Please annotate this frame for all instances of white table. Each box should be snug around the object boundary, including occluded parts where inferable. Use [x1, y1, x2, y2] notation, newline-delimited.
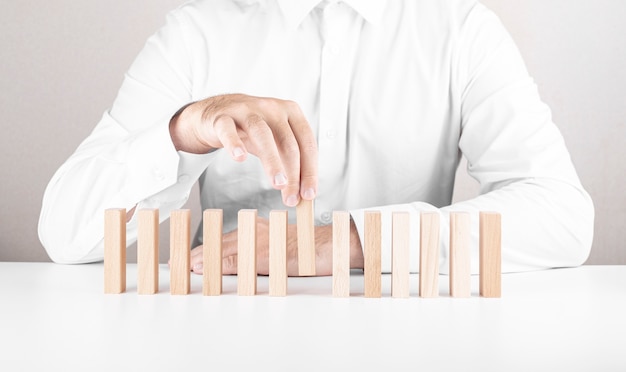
[0, 263, 624, 371]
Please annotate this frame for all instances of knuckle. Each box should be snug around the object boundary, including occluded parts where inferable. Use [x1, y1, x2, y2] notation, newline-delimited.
[223, 255, 237, 272]
[246, 113, 264, 126]
[300, 173, 317, 184]
[280, 137, 301, 157]
[212, 114, 230, 128]
[202, 95, 235, 121]
[263, 153, 282, 169]
[256, 97, 278, 112]
[285, 145, 301, 160]
[287, 179, 300, 188]
[284, 99, 301, 112]
[245, 114, 268, 135]
[260, 97, 295, 121]
[300, 138, 319, 155]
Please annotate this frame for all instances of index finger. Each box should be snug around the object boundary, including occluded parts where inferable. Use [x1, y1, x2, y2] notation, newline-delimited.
[286, 101, 318, 200]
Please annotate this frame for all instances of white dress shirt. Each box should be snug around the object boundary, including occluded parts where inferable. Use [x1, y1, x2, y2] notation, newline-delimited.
[38, 0, 594, 274]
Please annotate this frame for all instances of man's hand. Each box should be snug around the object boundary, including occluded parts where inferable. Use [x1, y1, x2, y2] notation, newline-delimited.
[188, 215, 364, 276]
[169, 94, 318, 207]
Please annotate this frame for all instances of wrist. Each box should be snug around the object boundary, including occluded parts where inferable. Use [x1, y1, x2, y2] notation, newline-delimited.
[169, 101, 216, 154]
[169, 102, 194, 151]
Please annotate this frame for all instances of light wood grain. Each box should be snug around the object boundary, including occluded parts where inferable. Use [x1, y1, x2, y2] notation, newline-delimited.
[419, 212, 440, 298]
[391, 212, 410, 298]
[449, 212, 471, 298]
[203, 209, 223, 296]
[269, 210, 288, 297]
[170, 209, 190, 295]
[364, 211, 382, 298]
[296, 199, 316, 276]
[238, 209, 257, 296]
[104, 208, 126, 294]
[137, 209, 159, 295]
[332, 211, 350, 297]
[480, 212, 501, 298]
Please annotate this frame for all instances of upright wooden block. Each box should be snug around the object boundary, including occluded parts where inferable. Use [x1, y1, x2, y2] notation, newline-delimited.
[296, 199, 316, 276]
[480, 212, 502, 298]
[170, 209, 191, 295]
[203, 209, 223, 296]
[332, 211, 350, 297]
[391, 212, 410, 298]
[269, 210, 288, 297]
[449, 212, 471, 298]
[364, 211, 382, 298]
[104, 208, 126, 294]
[137, 209, 159, 295]
[419, 212, 440, 298]
[238, 209, 257, 296]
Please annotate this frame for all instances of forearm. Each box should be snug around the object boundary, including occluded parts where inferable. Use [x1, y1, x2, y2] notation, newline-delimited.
[39, 155, 142, 264]
[440, 178, 593, 273]
[38, 8, 208, 263]
[169, 100, 224, 155]
[38, 113, 211, 263]
[349, 177, 593, 274]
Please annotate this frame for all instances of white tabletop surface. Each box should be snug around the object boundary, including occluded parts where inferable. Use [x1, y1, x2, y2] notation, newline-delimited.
[0, 263, 624, 371]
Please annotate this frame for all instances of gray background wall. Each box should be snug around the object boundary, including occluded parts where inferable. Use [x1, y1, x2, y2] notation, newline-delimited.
[1, 0, 624, 264]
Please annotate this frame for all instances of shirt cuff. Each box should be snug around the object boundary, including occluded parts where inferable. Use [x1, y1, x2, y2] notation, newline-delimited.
[121, 117, 214, 204]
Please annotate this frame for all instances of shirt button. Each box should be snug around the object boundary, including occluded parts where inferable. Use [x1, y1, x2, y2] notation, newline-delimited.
[326, 131, 335, 139]
[321, 211, 332, 223]
[328, 44, 339, 55]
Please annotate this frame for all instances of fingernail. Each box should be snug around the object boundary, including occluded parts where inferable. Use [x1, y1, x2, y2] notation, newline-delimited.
[274, 172, 287, 186]
[303, 188, 315, 200]
[286, 195, 298, 207]
[232, 147, 245, 158]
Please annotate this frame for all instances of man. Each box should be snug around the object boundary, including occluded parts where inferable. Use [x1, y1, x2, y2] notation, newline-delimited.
[38, 0, 594, 276]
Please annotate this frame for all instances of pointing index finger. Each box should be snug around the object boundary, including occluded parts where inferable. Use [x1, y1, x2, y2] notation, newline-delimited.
[286, 102, 318, 200]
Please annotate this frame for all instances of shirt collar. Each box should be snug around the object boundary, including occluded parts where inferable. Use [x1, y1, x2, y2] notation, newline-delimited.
[277, 0, 384, 30]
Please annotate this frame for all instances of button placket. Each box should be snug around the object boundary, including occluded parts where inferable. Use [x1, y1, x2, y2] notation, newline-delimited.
[317, 3, 361, 206]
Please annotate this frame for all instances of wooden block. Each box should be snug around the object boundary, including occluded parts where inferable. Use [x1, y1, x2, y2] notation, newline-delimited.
[391, 212, 410, 298]
[480, 212, 502, 298]
[137, 209, 159, 295]
[269, 210, 288, 297]
[449, 212, 471, 298]
[104, 208, 126, 294]
[238, 209, 257, 296]
[170, 209, 191, 295]
[364, 211, 382, 298]
[332, 211, 350, 297]
[296, 199, 316, 276]
[203, 209, 223, 296]
[419, 212, 440, 298]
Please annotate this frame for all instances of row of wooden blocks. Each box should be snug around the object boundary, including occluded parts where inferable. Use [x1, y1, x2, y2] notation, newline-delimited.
[104, 201, 501, 298]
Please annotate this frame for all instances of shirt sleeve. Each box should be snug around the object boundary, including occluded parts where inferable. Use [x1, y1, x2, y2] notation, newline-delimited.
[38, 9, 213, 263]
[351, 4, 594, 274]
